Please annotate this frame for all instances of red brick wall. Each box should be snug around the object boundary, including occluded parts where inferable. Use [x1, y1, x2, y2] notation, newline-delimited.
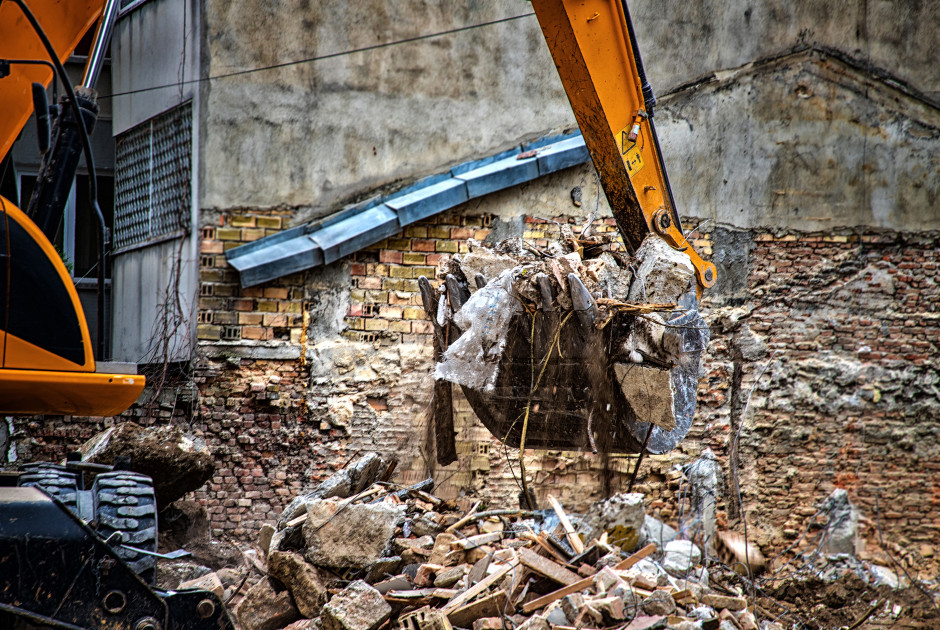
[13, 208, 939, 574]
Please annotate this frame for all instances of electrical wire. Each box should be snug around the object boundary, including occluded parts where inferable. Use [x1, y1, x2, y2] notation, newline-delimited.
[100, 12, 536, 101]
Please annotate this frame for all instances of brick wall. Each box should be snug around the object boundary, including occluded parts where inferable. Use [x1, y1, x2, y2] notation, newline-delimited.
[12, 207, 939, 574]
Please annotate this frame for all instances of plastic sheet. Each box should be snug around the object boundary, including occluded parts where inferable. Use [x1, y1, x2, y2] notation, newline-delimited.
[433, 269, 519, 392]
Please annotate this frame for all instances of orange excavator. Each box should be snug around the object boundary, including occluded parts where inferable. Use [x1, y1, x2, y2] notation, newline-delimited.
[0, 0, 144, 416]
[0, 3, 231, 629]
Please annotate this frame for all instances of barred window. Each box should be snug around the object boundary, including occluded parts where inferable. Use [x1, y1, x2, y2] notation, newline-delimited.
[114, 102, 192, 250]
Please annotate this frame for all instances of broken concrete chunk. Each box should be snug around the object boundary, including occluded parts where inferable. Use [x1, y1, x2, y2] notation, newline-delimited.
[631, 559, 670, 587]
[643, 515, 678, 546]
[614, 363, 676, 431]
[267, 551, 328, 618]
[662, 539, 703, 576]
[156, 561, 212, 590]
[543, 601, 570, 626]
[641, 591, 677, 616]
[628, 235, 695, 304]
[365, 556, 402, 584]
[580, 492, 646, 552]
[820, 489, 859, 557]
[868, 564, 901, 589]
[701, 593, 748, 611]
[259, 523, 276, 555]
[454, 249, 519, 291]
[80, 422, 215, 507]
[279, 453, 386, 526]
[592, 595, 627, 622]
[234, 577, 300, 630]
[322, 580, 392, 630]
[304, 498, 405, 570]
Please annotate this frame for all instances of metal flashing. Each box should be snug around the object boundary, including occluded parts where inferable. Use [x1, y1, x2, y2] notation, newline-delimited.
[227, 132, 591, 287]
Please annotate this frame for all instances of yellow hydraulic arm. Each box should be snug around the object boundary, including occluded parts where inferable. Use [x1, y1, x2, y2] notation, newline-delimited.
[531, 0, 716, 294]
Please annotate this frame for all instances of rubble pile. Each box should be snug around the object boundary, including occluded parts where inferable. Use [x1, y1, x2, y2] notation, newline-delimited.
[171, 457, 795, 630]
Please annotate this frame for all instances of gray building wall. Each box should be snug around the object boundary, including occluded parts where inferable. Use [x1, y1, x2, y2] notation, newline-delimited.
[110, 0, 201, 362]
[195, 0, 938, 235]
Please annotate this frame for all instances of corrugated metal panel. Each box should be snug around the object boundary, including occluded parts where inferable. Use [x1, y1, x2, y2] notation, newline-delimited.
[227, 132, 590, 287]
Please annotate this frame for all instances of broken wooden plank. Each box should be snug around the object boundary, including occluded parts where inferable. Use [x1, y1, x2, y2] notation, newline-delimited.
[447, 591, 508, 628]
[613, 542, 657, 570]
[520, 531, 571, 565]
[443, 557, 519, 613]
[517, 547, 581, 586]
[450, 532, 502, 550]
[548, 495, 584, 554]
[520, 542, 658, 614]
[445, 500, 482, 533]
[520, 575, 594, 614]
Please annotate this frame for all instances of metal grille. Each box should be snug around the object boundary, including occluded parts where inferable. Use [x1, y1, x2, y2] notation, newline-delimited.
[114, 103, 192, 250]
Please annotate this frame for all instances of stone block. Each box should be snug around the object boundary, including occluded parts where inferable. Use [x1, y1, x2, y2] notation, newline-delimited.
[179, 572, 224, 598]
[321, 580, 391, 630]
[267, 551, 328, 618]
[662, 539, 703, 575]
[628, 235, 695, 304]
[304, 499, 405, 570]
[701, 594, 747, 611]
[640, 591, 676, 616]
[234, 577, 300, 630]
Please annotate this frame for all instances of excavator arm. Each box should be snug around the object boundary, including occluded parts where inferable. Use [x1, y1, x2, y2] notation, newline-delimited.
[0, 0, 145, 416]
[531, 0, 716, 294]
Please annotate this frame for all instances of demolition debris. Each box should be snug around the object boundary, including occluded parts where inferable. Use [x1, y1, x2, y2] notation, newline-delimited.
[155, 456, 938, 630]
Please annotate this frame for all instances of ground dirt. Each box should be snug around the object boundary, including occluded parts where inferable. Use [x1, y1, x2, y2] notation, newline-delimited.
[762, 573, 940, 629]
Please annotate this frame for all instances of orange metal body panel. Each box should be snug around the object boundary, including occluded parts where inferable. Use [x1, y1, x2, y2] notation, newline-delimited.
[531, 0, 716, 293]
[0, 197, 145, 415]
[0, 368, 144, 416]
[1, 196, 94, 371]
[0, 0, 102, 160]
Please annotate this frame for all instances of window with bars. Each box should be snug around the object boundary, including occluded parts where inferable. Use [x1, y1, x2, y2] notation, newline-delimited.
[114, 102, 192, 250]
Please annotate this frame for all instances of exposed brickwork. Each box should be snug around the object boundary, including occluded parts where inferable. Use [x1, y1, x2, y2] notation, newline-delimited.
[12, 209, 939, 574]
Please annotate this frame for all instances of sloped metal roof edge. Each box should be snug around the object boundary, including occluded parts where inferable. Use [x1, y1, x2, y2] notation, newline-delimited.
[227, 131, 589, 287]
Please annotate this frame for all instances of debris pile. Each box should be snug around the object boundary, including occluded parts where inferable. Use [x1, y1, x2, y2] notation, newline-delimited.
[165, 457, 796, 630]
[419, 229, 710, 460]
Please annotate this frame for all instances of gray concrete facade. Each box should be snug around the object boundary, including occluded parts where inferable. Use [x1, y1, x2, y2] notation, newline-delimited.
[196, 0, 938, 232]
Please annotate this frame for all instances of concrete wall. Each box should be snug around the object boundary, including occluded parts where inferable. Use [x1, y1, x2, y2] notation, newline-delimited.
[111, 0, 201, 134]
[197, 0, 939, 231]
[110, 0, 202, 363]
[199, 1, 572, 220]
[658, 50, 940, 232]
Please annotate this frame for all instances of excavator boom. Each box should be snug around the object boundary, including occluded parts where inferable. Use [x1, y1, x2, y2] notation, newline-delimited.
[531, 0, 716, 294]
